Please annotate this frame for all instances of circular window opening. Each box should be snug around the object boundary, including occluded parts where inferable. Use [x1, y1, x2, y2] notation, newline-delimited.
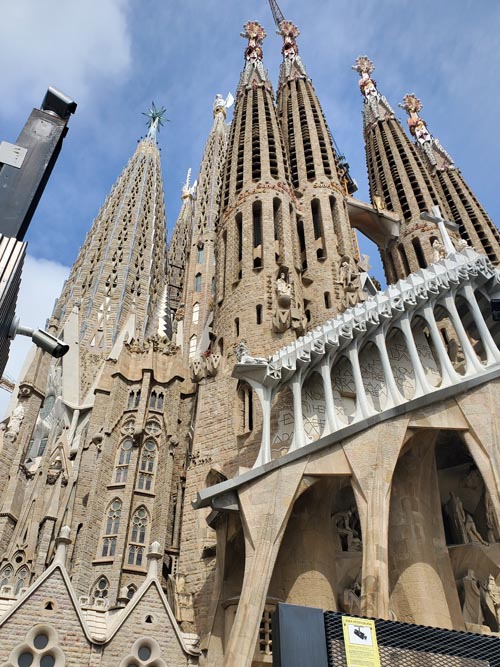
[138, 646, 151, 661]
[33, 634, 49, 650]
[40, 655, 55, 667]
[18, 653, 33, 667]
[15, 555, 24, 564]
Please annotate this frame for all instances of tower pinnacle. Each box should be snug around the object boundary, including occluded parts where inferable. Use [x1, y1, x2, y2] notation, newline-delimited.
[399, 93, 454, 170]
[276, 19, 307, 79]
[143, 102, 168, 141]
[240, 21, 268, 87]
[352, 56, 394, 126]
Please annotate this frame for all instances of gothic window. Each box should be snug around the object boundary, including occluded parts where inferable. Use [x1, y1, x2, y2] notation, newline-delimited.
[237, 382, 253, 434]
[194, 273, 202, 292]
[192, 302, 200, 324]
[156, 393, 164, 411]
[197, 244, 204, 264]
[126, 584, 137, 600]
[102, 499, 121, 557]
[92, 575, 109, 600]
[14, 565, 29, 594]
[115, 439, 133, 483]
[128, 390, 135, 409]
[137, 441, 156, 492]
[0, 564, 13, 588]
[38, 436, 48, 457]
[189, 335, 197, 359]
[128, 507, 149, 566]
[135, 390, 141, 408]
[40, 394, 55, 420]
[149, 391, 157, 409]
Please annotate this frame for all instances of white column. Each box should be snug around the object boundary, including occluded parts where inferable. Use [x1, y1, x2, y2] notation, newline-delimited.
[373, 329, 404, 408]
[289, 374, 306, 451]
[398, 313, 433, 398]
[421, 303, 461, 387]
[442, 294, 484, 374]
[320, 357, 338, 435]
[460, 284, 500, 365]
[252, 385, 273, 468]
[347, 344, 372, 420]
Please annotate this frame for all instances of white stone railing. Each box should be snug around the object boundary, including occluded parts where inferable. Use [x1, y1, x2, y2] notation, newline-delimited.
[233, 249, 500, 468]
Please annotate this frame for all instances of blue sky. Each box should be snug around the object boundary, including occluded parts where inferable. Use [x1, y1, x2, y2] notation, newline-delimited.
[0, 0, 499, 406]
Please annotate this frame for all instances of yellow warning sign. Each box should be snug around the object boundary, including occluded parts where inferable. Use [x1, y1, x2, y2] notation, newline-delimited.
[342, 615, 381, 667]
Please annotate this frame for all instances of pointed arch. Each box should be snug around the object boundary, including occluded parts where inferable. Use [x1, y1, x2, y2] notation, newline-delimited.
[127, 506, 150, 567]
[114, 438, 133, 483]
[91, 575, 110, 601]
[101, 498, 122, 558]
[0, 564, 13, 588]
[14, 565, 29, 594]
[137, 440, 157, 492]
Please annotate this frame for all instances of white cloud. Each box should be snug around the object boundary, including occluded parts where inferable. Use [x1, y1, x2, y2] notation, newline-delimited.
[0, 0, 132, 116]
[0, 255, 69, 419]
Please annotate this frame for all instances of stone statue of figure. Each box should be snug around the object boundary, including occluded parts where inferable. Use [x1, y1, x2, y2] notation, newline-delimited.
[173, 574, 195, 628]
[480, 575, 500, 632]
[445, 492, 469, 544]
[332, 506, 362, 552]
[465, 512, 489, 546]
[276, 272, 292, 310]
[484, 491, 500, 543]
[342, 575, 362, 616]
[461, 569, 483, 626]
[432, 238, 446, 262]
[6, 404, 24, 440]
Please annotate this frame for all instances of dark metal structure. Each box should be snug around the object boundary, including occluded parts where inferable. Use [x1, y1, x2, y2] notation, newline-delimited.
[273, 604, 500, 667]
[0, 87, 76, 241]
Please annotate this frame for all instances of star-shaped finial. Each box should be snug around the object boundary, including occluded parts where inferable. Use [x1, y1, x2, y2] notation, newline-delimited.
[143, 102, 169, 133]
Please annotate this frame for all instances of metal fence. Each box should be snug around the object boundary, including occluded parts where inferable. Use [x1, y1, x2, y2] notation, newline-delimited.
[324, 611, 500, 667]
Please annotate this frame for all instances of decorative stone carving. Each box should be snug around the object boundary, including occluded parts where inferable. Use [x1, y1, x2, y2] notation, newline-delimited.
[272, 308, 291, 333]
[235, 341, 267, 365]
[189, 355, 206, 383]
[480, 575, 500, 632]
[241, 21, 267, 87]
[484, 491, 500, 543]
[432, 239, 446, 262]
[445, 492, 488, 545]
[205, 352, 221, 377]
[338, 258, 366, 310]
[342, 576, 362, 615]
[5, 405, 24, 440]
[145, 420, 161, 436]
[461, 569, 483, 625]
[276, 273, 292, 309]
[277, 20, 307, 78]
[332, 506, 362, 552]
[172, 574, 195, 630]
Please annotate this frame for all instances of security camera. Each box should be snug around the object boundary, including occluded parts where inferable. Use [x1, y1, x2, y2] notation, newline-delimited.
[8, 319, 69, 358]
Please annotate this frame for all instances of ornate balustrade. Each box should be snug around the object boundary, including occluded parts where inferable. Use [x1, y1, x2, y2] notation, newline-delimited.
[233, 248, 500, 468]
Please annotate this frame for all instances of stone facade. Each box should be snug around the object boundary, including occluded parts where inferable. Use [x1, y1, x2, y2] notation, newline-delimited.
[1, 12, 500, 667]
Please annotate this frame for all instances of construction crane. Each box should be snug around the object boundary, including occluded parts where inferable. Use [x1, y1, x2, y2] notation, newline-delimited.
[266, 0, 358, 196]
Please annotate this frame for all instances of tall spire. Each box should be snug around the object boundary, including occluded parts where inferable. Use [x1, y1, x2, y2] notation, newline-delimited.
[399, 93, 500, 263]
[54, 114, 168, 393]
[275, 19, 365, 321]
[399, 94, 453, 170]
[354, 55, 455, 281]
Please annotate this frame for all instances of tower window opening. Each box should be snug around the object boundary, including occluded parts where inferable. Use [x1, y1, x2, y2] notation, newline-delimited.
[238, 382, 254, 433]
[192, 302, 200, 324]
[412, 237, 427, 269]
[297, 218, 307, 272]
[137, 440, 156, 492]
[273, 198, 282, 263]
[236, 213, 243, 281]
[220, 230, 227, 300]
[251, 90, 261, 181]
[194, 273, 202, 292]
[253, 201, 263, 269]
[324, 292, 332, 309]
[189, 335, 198, 359]
[398, 245, 411, 276]
[101, 499, 121, 558]
[311, 198, 326, 260]
[197, 244, 204, 264]
[128, 506, 149, 566]
[256, 304, 263, 325]
[235, 318, 240, 337]
[114, 439, 133, 483]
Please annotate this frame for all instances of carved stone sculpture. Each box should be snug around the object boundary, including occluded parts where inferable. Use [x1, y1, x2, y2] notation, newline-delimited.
[445, 492, 469, 544]
[189, 355, 206, 383]
[332, 506, 362, 552]
[5, 405, 24, 440]
[342, 577, 362, 615]
[432, 239, 446, 262]
[461, 569, 483, 625]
